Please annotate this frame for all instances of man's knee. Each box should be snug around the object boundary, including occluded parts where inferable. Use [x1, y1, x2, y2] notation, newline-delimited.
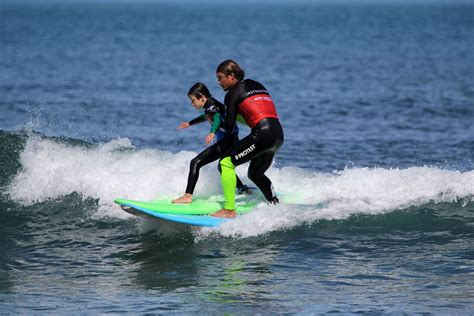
[219, 157, 234, 170]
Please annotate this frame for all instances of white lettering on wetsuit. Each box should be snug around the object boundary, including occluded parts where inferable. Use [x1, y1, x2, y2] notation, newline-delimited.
[235, 144, 256, 160]
[245, 89, 268, 96]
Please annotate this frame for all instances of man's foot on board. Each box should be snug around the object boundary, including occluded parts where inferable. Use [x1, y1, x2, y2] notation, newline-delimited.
[268, 196, 279, 205]
[212, 209, 237, 218]
[172, 194, 192, 204]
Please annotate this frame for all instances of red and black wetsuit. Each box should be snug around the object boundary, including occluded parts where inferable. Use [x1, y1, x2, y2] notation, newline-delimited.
[221, 79, 284, 202]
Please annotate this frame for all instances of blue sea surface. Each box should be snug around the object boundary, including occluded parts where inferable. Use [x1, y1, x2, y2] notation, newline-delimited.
[1, 1, 474, 314]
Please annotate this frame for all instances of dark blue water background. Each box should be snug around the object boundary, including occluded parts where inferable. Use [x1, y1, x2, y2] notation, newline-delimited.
[1, 1, 473, 314]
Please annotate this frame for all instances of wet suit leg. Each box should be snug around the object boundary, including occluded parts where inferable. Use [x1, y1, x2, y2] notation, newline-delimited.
[217, 133, 246, 192]
[185, 135, 246, 195]
[219, 118, 283, 210]
[218, 163, 245, 190]
[247, 152, 277, 202]
[185, 143, 221, 194]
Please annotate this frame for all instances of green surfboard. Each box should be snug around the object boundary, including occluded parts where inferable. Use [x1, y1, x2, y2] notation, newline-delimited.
[114, 196, 258, 227]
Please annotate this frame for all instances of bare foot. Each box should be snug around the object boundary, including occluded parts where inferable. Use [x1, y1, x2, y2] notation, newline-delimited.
[172, 194, 192, 204]
[212, 209, 237, 218]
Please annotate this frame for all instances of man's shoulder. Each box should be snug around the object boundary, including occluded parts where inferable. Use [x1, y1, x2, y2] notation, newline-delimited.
[224, 83, 243, 104]
[242, 79, 268, 96]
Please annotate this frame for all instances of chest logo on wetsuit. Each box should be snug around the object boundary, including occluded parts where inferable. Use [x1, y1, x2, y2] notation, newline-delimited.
[235, 144, 256, 161]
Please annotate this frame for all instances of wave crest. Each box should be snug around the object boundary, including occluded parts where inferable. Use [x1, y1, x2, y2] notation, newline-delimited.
[5, 134, 474, 237]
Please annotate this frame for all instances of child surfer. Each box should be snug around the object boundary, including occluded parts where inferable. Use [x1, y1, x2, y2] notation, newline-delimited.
[172, 82, 251, 204]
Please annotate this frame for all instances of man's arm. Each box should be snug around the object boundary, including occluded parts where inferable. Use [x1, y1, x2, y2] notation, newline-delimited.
[223, 89, 240, 136]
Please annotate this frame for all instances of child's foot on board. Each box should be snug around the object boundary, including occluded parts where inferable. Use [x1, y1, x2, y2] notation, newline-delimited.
[172, 194, 192, 204]
[212, 209, 237, 218]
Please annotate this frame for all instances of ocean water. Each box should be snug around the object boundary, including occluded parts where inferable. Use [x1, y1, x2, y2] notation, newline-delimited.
[1, 1, 474, 314]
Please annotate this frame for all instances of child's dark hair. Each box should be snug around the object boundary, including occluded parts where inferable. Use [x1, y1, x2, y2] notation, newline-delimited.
[216, 59, 245, 81]
[188, 82, 212, 99]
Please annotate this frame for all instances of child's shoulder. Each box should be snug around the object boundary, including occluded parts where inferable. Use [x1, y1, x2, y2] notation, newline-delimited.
[205, 98, 224, 114]
[208, 97, 224, 107]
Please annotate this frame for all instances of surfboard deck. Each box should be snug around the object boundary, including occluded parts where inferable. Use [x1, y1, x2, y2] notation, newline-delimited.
[114, 196, 258, 227]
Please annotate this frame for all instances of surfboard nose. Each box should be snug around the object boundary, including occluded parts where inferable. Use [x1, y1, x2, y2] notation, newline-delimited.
[114, 198, 127, 205]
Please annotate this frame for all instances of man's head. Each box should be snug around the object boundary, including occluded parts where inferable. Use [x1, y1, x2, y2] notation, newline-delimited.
[216, 59, 245, 91]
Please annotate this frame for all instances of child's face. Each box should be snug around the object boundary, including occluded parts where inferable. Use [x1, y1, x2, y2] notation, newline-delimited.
[189, 95, 207, 110]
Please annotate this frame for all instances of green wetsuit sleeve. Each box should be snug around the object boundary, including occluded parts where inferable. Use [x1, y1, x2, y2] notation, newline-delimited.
[189, 114, 206, 126]
[210, 113, 220, 133]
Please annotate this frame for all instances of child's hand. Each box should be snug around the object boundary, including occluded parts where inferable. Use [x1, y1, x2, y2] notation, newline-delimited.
[205, 133, 215, 145]
[178, 122, 190, 129]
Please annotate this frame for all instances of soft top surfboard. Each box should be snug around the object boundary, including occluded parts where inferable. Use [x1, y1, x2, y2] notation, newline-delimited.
[114, 196, 258, 227]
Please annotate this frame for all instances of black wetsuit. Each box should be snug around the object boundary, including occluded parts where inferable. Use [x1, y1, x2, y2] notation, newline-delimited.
[220, 79, 284, 203]
[185, 97, 246, 195]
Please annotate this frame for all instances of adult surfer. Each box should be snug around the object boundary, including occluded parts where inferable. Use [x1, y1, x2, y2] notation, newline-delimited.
[212, 60, 284, 218]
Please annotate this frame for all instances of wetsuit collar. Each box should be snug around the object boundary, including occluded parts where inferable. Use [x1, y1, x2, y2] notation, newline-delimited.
[204, 97, 214, 109]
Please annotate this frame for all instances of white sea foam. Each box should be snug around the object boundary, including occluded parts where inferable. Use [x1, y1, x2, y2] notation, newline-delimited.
[7, 135, 474, 238]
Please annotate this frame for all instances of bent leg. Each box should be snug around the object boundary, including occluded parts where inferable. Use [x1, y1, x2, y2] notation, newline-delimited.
[185, 144, 220, 194]
[248, 152, 277, 202]
[218, 130, 280, 211]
